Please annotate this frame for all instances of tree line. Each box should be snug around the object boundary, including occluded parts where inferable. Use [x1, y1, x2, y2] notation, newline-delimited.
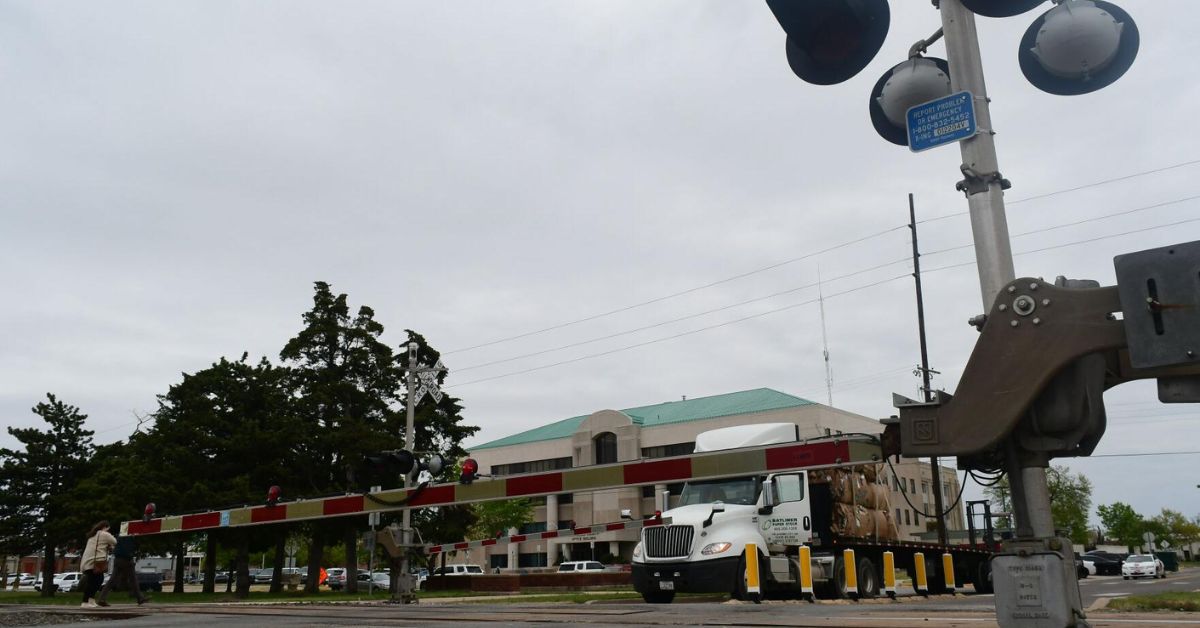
[0, 282, 516, 597]
[986, 465, 1200, 551]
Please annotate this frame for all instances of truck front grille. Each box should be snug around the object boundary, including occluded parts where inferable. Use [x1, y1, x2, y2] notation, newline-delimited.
[644, 525, 694, 558]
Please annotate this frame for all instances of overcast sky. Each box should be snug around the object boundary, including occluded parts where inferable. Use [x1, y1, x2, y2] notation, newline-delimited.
[3, 1, 1198, 528]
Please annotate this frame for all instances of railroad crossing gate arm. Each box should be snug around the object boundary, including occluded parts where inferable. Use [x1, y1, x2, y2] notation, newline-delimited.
[886, 241, 1200, 462]
[121, 436, 882, 536]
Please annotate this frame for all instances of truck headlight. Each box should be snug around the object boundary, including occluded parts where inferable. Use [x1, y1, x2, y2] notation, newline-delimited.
[701, 542, 732, 555]
[633, 542, 643, 560]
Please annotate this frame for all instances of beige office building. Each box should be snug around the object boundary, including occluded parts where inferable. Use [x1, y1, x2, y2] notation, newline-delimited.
[464, 388, 964, 569]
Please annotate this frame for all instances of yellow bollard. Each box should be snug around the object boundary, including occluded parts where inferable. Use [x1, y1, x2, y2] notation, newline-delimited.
[913, 552, 928, 595]
[799, 545, 814, 600]
[745, 543, 761, 600]
[942, 553, 957, 594]
[843, 548, 858, 598]
[882, 551, 896, 598]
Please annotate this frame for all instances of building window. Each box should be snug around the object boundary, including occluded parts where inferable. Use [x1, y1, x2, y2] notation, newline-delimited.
[943, 483, 950, 499]
[909, 479, 916, 494]
[556, 493, 573, 504]
[594, 432, 618, 465]
[491, 456, 572, 477]
[922, 482, 929, 495]
[518, 553, 547, 568]
[489, 555, 508, 569]
[641, 442, 695, 459]
[895, 508, 901, 524]
[904, 510, 911, 525]
[519, 521, 547, 535]
[642, 486, 655, 498]
[913, 509, 921, 525]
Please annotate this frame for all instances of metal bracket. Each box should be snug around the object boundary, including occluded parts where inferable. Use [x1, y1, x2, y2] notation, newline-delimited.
[886, 244, 1200, 462]
[956, 165, 1012, 195]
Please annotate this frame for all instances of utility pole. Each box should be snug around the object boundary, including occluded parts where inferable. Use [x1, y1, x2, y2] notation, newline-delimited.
[908, 193, 948, 546]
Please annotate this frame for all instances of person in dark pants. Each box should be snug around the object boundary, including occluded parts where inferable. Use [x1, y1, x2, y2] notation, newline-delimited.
[97, 535, 147, 606]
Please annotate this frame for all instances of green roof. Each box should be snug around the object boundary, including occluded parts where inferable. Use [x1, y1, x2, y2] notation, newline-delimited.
[470, 388, 815, 451]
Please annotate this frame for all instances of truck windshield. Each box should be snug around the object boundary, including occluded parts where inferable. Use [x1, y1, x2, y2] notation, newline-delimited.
[678, 477, 760, 506]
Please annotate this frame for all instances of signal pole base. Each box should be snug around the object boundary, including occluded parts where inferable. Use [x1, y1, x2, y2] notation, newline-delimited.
[992, 537, 1087, 628]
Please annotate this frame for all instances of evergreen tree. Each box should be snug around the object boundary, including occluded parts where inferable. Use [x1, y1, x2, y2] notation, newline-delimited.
[0, 394, 94, 597]
[281, 282, 403, 593]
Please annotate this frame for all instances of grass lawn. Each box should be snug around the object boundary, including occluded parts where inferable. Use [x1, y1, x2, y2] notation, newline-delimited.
[1108, 592, 1200, 612]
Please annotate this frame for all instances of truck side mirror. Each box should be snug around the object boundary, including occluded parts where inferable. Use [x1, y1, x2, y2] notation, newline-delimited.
[620, 509, 633, 520]
[759, 480, 775, 515]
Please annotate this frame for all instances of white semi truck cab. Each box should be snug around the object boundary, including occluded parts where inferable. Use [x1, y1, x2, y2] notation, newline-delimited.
[630, 422, 992, 603]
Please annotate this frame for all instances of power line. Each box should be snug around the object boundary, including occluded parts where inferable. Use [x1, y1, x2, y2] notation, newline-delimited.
[918, 158, 1200, 224]
[921, 194, 1200, 257]
[1090, 451, 1200, 458]
[448, 273, 910, 388]
[447, 161, 1200, 357]
[444, 225, 908, 355]
[923, 216, 1200, 274]
[455, 256, 910, 372]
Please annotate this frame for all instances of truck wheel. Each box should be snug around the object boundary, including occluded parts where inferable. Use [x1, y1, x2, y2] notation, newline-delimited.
[642, 590, 675, 604]
[972, 561, 994, 594]
[831, 556, 849, 599]
[856, 558, 880, 599]
[732, 552, 764, 602]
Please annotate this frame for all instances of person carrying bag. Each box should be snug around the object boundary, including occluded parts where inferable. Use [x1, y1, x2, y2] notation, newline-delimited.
[80, 521, 116, 608]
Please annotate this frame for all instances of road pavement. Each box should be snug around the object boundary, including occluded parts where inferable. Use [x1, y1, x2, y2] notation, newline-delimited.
[2, 569, 1197, 627]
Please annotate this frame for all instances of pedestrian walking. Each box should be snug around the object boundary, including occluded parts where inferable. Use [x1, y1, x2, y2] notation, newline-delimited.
[80, 520, 116, 608]
[97, 535, 147, 606]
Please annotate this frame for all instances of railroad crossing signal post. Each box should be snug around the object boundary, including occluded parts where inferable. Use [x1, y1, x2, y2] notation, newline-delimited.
[397, 343, 445, 603]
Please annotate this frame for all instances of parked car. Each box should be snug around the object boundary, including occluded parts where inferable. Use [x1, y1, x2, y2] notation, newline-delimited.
[1081, 558, 1097, 577]
[558, 561, 606, 573]
[1122, 554, 1165, 579]
[1074, 558, 1088, 579]
[252, 569, 274, 584]
[325, 568, 347, 590]
[430, 564, 484, 576]
[52, 572, 85, 593]
[213, 571, 230, 584]
[5, 573, 35, 587]
[356, 571, 391, 589]
[1082, 551, 1123, 576]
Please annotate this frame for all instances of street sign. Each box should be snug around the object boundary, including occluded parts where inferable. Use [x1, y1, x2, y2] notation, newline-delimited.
[907, 91, 977, 153]
[1143, 531, 1156, 544]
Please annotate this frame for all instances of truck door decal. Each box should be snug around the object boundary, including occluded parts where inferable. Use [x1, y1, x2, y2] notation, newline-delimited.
[760, 473, 811, 545]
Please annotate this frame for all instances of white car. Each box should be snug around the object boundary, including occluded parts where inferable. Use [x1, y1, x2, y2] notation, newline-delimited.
[430, 564, 484, 576]
[558, 561, 606, 573]
[1081, 559, 1096, 576]
[1122, 554, 1165, 579]
[52, 572, 85, 593]
[5, 573, 35, 587]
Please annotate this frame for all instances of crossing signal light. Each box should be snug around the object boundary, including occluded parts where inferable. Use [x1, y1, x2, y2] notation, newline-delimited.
[143, 502, 156, 523]
[869, 56, 951, 146]
[267, 485, 282, 507]
[1018, 0, 1139, 96]
[354, 450, 448, 489]
[459, 458, 479, 485]
[765, 0, 890, 85]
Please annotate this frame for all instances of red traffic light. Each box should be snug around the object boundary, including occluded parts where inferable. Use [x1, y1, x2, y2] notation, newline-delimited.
[459, 458, 479, 485]
[267, 485, 282, 507]
[143, 502, 156, 523]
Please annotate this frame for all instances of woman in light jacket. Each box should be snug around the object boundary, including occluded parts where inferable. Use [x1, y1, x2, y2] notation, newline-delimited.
[80, 520, 116, 608]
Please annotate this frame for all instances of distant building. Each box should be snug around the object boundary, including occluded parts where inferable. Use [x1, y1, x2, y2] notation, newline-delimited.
[463, 388, 964, 569]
